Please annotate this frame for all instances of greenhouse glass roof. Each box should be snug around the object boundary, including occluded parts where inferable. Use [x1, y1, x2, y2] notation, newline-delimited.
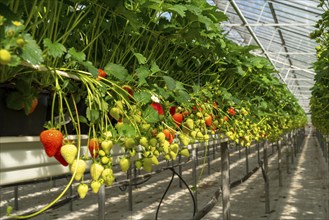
[211, 0, 323, 114]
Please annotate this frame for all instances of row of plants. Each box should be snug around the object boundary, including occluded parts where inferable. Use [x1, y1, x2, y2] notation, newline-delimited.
[310, 0, 329, 134]
[1, 0, 307, 218]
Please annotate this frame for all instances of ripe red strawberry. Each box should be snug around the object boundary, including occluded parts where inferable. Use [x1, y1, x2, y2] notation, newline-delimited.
[54, 148, 69, 166]
[40, 129, 63, 157]
[227, 107, 235, 116]
[205, 115, 213, 127]
[122, 85, 134, 97]
[88, 138, 100, 158]
[163, 129, 174, 144]
[97, 69, 107, 80]
[169, 106, 176, 116]
[150, 102, 164, 115]
[172, 113, 183, 127]
[25, 97, 38, 115]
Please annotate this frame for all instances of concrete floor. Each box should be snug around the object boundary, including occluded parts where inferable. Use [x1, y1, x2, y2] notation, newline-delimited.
[1, 127, 328, 220]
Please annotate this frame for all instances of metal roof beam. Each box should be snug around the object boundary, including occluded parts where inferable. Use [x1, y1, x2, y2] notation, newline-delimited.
[222, 0, 286, 83]
[270, 59, 315, 75]
[222, 22, 315, 27]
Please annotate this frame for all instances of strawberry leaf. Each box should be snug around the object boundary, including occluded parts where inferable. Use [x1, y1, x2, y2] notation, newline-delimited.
[134, 91, 152, 104]
[86, 108, 100, 123]
[134, 53, 147, 64]
[163, 76, 176, 90]
[136, 66, 151, 86]
[43, 38, 66, 58]
[142, 106, 160, 123]
[67, 47, 86, 62]
[104, 63, 129, 81]
[21, 34, 43, 65]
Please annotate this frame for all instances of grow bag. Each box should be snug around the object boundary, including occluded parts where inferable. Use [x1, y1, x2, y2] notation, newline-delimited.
[0, 88, 49, 136]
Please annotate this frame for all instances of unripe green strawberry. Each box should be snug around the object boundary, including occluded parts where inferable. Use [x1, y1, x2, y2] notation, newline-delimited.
[60, 144, 77, 164]
[185, 118, 194, 130]
[156, 132, 166, 143]
[196, 131, 204, 140]
[190, 130, 197, 138]
[170, 151, 177, 160]
[115, 100, 124, 111]
[179, 134, 189, 146]
[149, 138, 157, 147]
[103, 131, 112, 139]
[101, 156, 111, 165]
[204, 134, 210, 141]
[196, 112, 203, 118]
[98, 149, 106, 157]
[16, 38, 25, 47]
[101, 168, 115, 185]
[129, 148, 136, 157]
[0, 49, 11, 65]
[162, 141, 170, 153]
[180, 148, 190, 157]
[153, 149, 160, 157]
[164, 154, 171, 161]
[101, 168, 113, 178]
[91, 180, 102, 193]
[141, 123, 151, 132]
[110, 107, 121, 121]
[70, 159, 87, 181]
[101, 140, 113, 154]
[119, 157, 130, 172]
[143, 157, 153, 172]
[90, 162, 104, 181]
[170, 143, 179, 154]
[124, 137, 135, 149]
[139, 136, 148, 147]
[151, 155, 159, 165]
[135, 160, 143, 169]
[77, 183, 88, 199]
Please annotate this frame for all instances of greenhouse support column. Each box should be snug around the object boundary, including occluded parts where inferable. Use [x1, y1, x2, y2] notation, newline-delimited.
[257, 142, 260, 163]
[238, 143, 241, 159]
[98, 185, 105, 220]
[69, 184, 73, 211]
[277, 139, 282, 187]
[213, 135, 217, 160]
[286, 136, 291, 174]
[207, 141, 211, 175]
[324, 136, 328, 163]
[289, 133, 294, 165]
[263, 141, 270, 214]
[294, 131, 300, 158]
[245, 146, 249, 175]
[221, 141, 231, 220]
[128, 166, 133, 211]
[178, 154, 183, 188]
[14, 186, 19, 210]
[192, 144, 198, 210]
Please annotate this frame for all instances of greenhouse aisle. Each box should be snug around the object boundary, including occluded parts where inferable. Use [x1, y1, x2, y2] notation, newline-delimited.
[1, 128, 328, 220]
[205, 126, 329, 220]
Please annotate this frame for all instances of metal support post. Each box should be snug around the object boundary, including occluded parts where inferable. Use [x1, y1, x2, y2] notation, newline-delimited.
[178, 154, 183, 188]
[14, 186, 19, 211]
[192, 144, 198, 211]
[221, 141, 231, 220]
[263, 141, 270, 213]
[245, 146, 249, 175]
[98, 185, 105, 220]
[127, 167, 133, 211]
[277, 140, 283, 187]
[69, 184, 73, 211]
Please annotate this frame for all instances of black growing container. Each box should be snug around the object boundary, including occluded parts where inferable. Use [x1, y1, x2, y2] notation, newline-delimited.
[0, 88, 49, 136]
